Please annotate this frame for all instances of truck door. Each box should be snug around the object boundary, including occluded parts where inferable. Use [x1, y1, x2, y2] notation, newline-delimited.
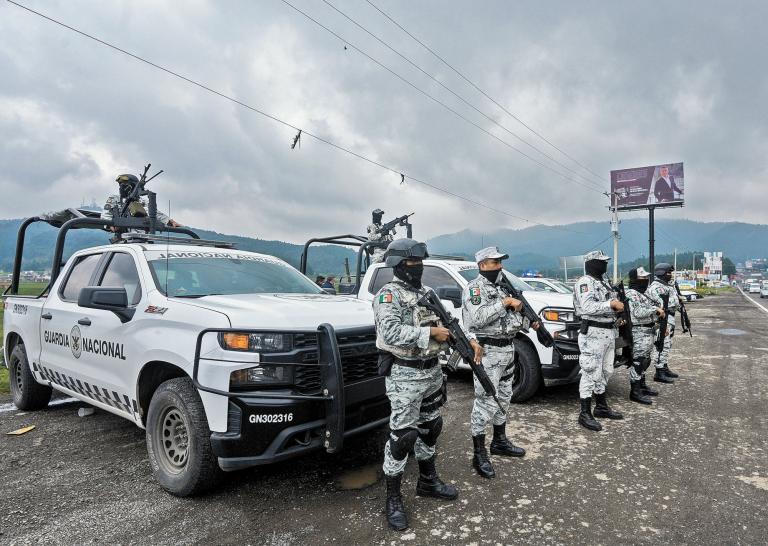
[72, 250, 145, 419]
[39, 252, 105, 396]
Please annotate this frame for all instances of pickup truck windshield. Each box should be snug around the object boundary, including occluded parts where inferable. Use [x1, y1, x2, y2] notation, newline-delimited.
[453, 266, 534, 291]
[147, 256, 323, 297]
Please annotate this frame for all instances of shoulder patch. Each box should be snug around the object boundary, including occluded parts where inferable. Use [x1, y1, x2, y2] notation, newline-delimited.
[469, 287, 481, 297]
[379, 293, 393, 303]
[579, 284, 589, 293]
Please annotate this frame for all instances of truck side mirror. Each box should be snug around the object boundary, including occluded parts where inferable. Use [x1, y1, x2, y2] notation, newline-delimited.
[436, 287, 462, 308]
[78, 286, 135, 323]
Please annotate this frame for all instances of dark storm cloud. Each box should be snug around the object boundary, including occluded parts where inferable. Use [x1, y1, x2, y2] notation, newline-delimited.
[1, 0, 765, 243]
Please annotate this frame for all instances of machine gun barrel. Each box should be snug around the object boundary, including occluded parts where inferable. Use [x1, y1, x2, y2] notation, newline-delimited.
[417, 290, 505, 414]
[497, 273, 559, 352]
[379, 212, 414, 235]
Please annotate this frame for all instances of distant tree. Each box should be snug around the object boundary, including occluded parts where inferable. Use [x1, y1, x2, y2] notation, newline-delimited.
[723, 257, 736, 276]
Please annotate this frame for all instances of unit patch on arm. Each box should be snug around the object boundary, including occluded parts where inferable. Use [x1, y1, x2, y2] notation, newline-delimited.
[470, 287, 481, 305]
[579, 284, 589, 294]
[379, 293, 393, 303]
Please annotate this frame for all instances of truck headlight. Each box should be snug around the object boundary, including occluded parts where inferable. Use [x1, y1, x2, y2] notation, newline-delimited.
[219, 332, 291, 353]
[230, 365, 291, 387]
[540, 308, 575, 322]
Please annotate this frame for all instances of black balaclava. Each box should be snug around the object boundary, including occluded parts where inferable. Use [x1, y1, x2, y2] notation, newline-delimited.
[479, 268, 501, 283]
[119, 183, 133, 199]
[394, 261, 424, 289]
[628, 268, 649, 293]
[585, 259, 608, 278]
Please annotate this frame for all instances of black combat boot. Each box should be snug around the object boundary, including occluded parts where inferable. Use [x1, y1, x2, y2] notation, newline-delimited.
[654, 367, 674, 384]
[385, 474, 408, 531]
[490, 424, 526, 457]
[593, 392, 624, 419]
[471, 435, 495, 479]
[663, 364, 679, 379]
[639, 376, 658, 396]
[416, 456, 458, 499]
[629, 380, 652, 405]
[578, 397, 602, 431]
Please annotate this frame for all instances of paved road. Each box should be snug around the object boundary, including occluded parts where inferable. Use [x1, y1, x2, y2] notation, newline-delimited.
[1, 291, 766, 545]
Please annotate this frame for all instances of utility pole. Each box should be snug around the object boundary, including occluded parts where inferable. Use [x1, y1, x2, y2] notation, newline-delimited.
[609, 192, 620, 283]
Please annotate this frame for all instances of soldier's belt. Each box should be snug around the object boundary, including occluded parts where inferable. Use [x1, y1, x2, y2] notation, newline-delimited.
[633, 322, 655, 328]
[582, 320, 615, 330]
[394, 357, 439, 370]
[476, 336, 515, 347]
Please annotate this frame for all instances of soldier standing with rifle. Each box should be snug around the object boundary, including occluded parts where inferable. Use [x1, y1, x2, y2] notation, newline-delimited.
[625, 267, 666, 404]
[102, 173, 180, 227]
[646, 263, 681, 383]
[372, 238, 483, 532]
[573, 250, 625, 431]
[462, 247, 529, 479]
[367, 209, 413, 263]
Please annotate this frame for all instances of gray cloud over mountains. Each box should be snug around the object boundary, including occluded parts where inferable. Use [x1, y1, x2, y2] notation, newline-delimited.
[1, 0, 765, 243]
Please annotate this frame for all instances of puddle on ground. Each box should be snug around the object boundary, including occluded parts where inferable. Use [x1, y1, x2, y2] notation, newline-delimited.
[334, 463, 381, 490]
[717, 329, 747, 336]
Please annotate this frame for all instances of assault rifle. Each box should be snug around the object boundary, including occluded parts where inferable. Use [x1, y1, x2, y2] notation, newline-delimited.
[417, 289, 505, 414]
[614, 281, 633, 366]
[496, 273, 558, 353]
[655, 293, 670, 360]
[674, 281, 693, 336]
[378, 213, 414, 237]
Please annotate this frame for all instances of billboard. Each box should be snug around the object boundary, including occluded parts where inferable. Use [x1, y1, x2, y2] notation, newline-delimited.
[611, 162, 684, 210]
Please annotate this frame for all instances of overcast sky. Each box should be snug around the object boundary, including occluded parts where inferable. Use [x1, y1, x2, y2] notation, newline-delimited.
[1, 0, 766, 243]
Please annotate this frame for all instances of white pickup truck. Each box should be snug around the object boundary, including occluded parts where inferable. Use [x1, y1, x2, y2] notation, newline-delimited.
[3, 217, 389, 497]
[300, 235, 582, 402]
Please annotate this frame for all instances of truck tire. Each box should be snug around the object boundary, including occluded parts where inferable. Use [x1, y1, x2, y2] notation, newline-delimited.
[9, 344, 52, 411]
[510, 339, 542, 403]
[146, 377, 222, 497]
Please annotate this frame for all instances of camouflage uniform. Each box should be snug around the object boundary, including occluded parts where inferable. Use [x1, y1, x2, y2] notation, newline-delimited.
[102, 195, 171, 225]
[367, 223, 395, 263]
[373, 279, 448, 477]
[646, 279, 680, 369]
[573, 274, 618, 398]
[625, 288, 658, 381]
[462, 274, 527, 435]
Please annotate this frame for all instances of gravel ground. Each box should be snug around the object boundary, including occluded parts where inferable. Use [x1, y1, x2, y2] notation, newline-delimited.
[1, 291, 766, 545]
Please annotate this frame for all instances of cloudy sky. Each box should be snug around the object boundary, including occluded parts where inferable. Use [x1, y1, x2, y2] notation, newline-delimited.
[1, 0, 766, 243]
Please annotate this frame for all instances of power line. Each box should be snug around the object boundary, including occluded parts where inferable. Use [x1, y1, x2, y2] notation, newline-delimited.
[365, 0, 608, 186]
[5, 0, 586, 234]
[281, 0, 604, 195]
[319, 0, 606, 191]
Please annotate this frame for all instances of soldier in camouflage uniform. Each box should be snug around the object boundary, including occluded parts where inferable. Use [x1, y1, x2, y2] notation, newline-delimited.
[102, 174, 179, 227]
[573, 250, 625, 431]
[367, 209, 394, 263]
[646, 263, 680, 383]
[462, 246, 528, 479]
[373, 238, 483, 532]
[625, 267, 665, 405]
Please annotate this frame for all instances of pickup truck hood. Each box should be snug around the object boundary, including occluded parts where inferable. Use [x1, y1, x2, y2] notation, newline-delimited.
[179, 293, 374, 330]
[520, 290, 573, 311]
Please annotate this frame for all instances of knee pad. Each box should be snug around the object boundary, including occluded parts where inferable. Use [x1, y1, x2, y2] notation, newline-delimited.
[417, 416, 443, 447]
[389, 427, 418, 460]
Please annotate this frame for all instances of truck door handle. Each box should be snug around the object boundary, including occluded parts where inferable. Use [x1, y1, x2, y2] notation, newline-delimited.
[77, 318, 92, 326]
[41, 313, 53, 320]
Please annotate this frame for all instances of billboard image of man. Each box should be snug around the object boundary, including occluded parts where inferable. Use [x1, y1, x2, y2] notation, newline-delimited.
[651, 165, 684, 204]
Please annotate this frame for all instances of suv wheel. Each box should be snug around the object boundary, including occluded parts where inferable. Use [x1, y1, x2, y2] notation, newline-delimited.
[9, 344, 52, 410]
[510, 339, 542, 403]
[146, 377, 222, 496]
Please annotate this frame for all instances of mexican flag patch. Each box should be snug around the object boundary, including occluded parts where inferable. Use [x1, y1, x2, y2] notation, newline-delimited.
[379, 293, 393, 303]
[470, 287, 481, 297]
[579, 284, 589, 293]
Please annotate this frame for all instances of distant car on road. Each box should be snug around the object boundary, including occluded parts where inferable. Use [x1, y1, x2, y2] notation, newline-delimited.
[760, 285, 768, 299]
[748, 283, 761, 294]
[679, 289, 699, 302]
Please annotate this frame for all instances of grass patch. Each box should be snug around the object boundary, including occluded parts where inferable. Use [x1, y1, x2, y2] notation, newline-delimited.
[694, 286, 736, 297]
[1, 282, 48, 394]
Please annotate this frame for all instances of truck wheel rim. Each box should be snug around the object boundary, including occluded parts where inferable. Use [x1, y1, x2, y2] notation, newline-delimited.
[13, 358, 24, 393]
[157, 407, 189, 473]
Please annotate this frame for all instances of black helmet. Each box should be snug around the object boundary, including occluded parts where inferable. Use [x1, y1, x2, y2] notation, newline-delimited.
[384, 238, 429, 267]
[116, 174, 139, 185]
[654, 263, 674, 277]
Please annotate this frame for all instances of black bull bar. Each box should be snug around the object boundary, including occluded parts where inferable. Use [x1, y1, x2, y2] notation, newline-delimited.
[193, 323, 349, 454]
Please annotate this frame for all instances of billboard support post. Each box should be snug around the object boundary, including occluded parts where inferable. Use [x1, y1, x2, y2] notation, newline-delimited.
[610, 192, 619, 283]
[649, 206, 655, 274]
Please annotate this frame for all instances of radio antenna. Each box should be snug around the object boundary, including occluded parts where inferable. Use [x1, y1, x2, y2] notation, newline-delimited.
[165, 200, 171, 296]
